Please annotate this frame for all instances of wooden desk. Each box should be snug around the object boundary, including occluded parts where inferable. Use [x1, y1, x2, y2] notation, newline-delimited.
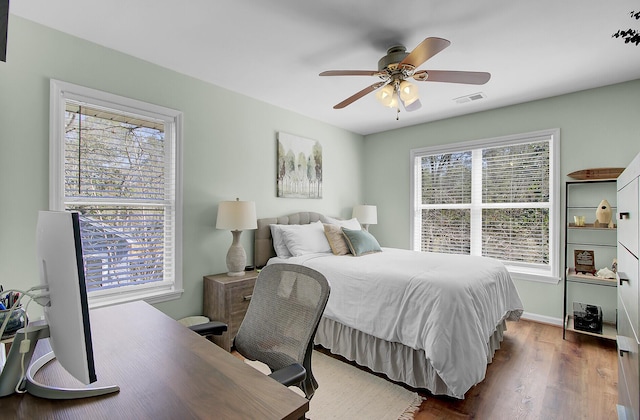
[0, 301, 308, 419]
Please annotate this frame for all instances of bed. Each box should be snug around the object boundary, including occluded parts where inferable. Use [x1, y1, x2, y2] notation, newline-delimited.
[254, 211, 524, 399]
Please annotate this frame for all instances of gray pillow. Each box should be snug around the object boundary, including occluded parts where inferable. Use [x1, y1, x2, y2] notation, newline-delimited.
[341, 228, 382, 256]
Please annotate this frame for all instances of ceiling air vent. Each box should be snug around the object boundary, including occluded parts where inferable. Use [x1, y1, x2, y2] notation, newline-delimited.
[454, 92, 486, 104]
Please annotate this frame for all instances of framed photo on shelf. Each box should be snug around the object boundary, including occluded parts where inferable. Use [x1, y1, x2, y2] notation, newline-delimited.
[574, 249, 596, 275]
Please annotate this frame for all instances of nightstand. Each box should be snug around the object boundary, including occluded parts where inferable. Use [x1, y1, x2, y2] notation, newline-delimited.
[203, 271, 258, 352]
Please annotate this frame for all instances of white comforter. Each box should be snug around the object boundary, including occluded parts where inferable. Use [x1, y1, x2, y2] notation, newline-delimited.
[269, 247, 523, 398]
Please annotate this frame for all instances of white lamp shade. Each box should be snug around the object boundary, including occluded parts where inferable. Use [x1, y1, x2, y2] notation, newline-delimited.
[352, 205, 378, 225]
[216, 199, 257, 231]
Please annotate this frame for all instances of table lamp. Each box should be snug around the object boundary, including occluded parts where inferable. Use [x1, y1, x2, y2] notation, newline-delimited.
[216, 198, 257, 276]
[352, 204, 377, 231]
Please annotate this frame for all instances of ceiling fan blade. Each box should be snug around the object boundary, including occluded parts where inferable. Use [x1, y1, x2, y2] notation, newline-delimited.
[413, 70, 491, 85]
[399, 37, 451, 69]
[320, 70, 381, 77]
[402, 98, 422, 112]
[333, 81, 387, 109]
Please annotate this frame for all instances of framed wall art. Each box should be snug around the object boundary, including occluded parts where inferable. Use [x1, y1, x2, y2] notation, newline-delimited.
[276, 132, 322, 199]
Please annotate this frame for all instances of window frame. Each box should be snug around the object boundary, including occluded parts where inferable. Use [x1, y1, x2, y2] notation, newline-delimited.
[49, 79, 184, 307]
[409, 128, 561, 284]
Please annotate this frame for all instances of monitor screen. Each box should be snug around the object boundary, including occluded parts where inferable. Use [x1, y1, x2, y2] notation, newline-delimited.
[0, 0, 7, 62]
[36, 210, 96, 384]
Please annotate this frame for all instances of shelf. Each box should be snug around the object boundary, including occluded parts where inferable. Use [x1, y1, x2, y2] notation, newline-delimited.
[565, 268, 617, 286]
[567, 223, 617, 229]
[566, 241, 616, 247]
[564, 315, 616, 341]
[567, 205, 618, 209]
[565, 178, 620, 183]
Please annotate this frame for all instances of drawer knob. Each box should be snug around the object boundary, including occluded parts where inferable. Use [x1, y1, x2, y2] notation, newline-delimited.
[619, 212, 630, 219]
[243, 294, 252, 301]
[620, 349, 630, 357]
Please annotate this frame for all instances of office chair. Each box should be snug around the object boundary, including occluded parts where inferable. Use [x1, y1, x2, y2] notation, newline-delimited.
[234, 263, 330, 400]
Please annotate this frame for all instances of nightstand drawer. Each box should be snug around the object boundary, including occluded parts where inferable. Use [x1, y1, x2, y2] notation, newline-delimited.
[203, 272, 258, 352]
[228, 279, 256, 314]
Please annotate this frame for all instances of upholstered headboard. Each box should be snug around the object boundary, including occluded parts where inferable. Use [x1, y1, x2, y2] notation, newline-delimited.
[254, 211, 325, 268]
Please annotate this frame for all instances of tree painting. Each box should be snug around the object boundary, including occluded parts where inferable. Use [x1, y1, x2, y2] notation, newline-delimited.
[277, 132, 322, 198]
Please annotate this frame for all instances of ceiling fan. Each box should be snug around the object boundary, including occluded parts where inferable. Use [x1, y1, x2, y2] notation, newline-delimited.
[319, 37, 491, 116]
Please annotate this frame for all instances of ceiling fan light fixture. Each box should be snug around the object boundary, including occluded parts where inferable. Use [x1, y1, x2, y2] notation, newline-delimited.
[399, 81, 419, 104]
[375, 84, 397, 107]
[320, 37, 489, 115]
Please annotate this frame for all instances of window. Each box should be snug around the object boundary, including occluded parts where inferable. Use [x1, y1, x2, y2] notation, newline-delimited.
[410, 129, 560, 283]
[50, 80, 183, 307]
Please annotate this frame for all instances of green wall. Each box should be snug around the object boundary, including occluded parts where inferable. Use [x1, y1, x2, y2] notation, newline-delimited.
[363, 79, 640, 322]
[3, 16, 639, 324]
[0, 17, 364, 320]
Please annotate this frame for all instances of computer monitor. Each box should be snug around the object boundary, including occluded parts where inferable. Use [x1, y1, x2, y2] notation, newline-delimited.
[0, 211, 118, 399]
[37, 210, 97, 384]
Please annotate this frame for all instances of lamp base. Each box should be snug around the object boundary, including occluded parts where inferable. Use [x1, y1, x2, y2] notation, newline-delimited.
[226, 230, 247, 277]
[226, 270, 246, 277]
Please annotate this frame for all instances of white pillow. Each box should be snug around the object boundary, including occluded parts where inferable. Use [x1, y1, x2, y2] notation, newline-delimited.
[280, 221, 332, 256]
[270, 224, 292, 258]
[323, 216, 361, 230]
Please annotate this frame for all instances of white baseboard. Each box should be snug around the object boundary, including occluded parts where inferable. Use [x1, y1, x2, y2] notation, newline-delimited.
[520, 311, 563, 327]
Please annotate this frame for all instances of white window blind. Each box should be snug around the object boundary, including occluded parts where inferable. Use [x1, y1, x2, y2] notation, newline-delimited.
[50, 80, 183, 306]
[481, 142, 550, 266]
[411, 129, 560, 282]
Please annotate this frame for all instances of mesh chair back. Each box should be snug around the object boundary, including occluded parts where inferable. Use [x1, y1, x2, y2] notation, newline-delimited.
[234, 263, 330, 398]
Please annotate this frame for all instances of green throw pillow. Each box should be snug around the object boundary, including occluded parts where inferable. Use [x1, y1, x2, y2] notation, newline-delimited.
[341, 228, 382, 256]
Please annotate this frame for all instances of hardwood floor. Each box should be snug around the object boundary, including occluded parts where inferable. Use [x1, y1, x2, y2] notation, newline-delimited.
[412, 319, 618, 420]
[234, 318, 616, 419]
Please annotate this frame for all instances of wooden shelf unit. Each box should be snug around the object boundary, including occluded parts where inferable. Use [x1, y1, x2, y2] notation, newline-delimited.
[563, 178, 618, 340]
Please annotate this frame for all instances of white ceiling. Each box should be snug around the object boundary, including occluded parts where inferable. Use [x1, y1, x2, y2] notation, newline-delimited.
[10, 0, 640, 135]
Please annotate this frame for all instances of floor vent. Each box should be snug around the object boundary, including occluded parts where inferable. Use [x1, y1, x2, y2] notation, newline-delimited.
[454, 92, 486, 104]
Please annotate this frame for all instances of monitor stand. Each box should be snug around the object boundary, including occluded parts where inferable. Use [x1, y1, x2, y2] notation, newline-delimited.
[0, 321, 119, 399]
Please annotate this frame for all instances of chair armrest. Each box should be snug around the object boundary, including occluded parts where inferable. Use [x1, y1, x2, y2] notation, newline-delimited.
[268, 363, 306, 388]
[188, 321, 228, 336]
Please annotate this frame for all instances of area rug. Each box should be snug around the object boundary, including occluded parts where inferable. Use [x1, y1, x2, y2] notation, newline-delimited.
[246, 350, 424, 419]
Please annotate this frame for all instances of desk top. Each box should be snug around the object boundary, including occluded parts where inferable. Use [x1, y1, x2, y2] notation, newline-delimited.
[0, 300, 308, 419]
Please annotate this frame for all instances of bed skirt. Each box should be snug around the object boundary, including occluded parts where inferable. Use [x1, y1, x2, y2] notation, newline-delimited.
[314, 317, 508, 399]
